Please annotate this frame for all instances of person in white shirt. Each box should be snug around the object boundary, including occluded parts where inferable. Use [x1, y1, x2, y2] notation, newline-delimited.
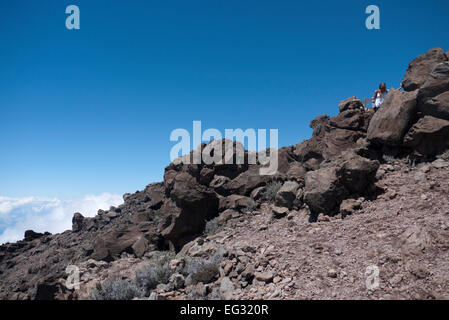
[372, 82, 388, 111]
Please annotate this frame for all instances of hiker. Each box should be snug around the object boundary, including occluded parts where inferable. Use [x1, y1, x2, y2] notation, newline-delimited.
[372, 82, 388, 111]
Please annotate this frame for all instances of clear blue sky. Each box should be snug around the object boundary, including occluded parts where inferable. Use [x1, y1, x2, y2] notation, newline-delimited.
[1, 0, 448, 198]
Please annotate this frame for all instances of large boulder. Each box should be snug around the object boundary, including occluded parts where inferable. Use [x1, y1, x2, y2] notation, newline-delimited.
[418, 62, 449, 99]
[304, 167, 348, 215]
[92, 227, 144, 261]
[322, 126, 365, 158]
[329, 109, 373, 132]
[275, 181, 300, 209]
[367, 89, 418, 146]
[142, 183, 165, 209]
[222, 166, 271, 196]
[276, 146, 301, 176]
[169, 172, 213, 206]
[162, 172, 219, 250]
[286, 162, 307, 181]
[218, 195, 251, 212]
[23, 230, 46, 241]
[401, 48, 448, 91]
[418, 91, 449, 120]
[336, 151, 379, 194]
[72, 212, 85, 232]
[304, 151, 379, 215]
[209, 175, 231, 194]
[338, 97, 364, 113]
[403, 116, 449, 156]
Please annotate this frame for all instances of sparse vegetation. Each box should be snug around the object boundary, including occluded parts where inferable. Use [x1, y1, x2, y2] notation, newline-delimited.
[179, 249, 224, 285]
[261, 181, 282, 202]
[89, 278, 142, 300]
[203, 216, 222, 236]
[382, 154, 397, 164]
[243, 198, 258, 213]
[135, 251, 174, 295]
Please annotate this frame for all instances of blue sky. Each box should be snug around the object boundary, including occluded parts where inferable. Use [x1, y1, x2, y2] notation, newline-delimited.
[0, 0, 448, 200]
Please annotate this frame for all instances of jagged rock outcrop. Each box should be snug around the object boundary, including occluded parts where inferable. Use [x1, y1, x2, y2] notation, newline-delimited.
[295, 108, 373, 169]
[72, 213, 85, 232]
[23, 230, 49, 241]
[401, 48, 448, 91]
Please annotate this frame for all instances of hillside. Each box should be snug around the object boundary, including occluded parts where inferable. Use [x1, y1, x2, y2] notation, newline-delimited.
[1, 47, 448, 300]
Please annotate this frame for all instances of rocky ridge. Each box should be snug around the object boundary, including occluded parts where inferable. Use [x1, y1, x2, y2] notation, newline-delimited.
[0, 48, 448, 300]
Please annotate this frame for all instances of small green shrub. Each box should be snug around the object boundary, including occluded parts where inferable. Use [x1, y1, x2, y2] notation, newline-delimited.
[382, 154, 397, 164]
[180, 250, 224, 285]
[203, 216, 222, 236]
[243, 199, 257, 213]
[135, 252, 174, 295]
[89, 278, 142, 300]
[261, 181, 282, 202]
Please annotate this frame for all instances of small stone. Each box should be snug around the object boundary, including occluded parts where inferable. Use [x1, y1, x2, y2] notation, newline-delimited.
[241, 264, 255, 281]
[272, 206, 289, 219]
[375, 169, 385, 180]
[169, 273, 185, 290]
[105, 211, 119, 219]
[327, 269, 338, 278]
[169, 258, 184, 271]
[317, 213, 330, 222]
[433, 159, 448, 169]
[255, 271, 274, 283]
[389, 274, 402, 287]
[223, 262, 233, 276]
[388, 191, 397, 199]
[287, 210, 298, 220]
[340, 199, 362, 216]
[148, 292, 158, 300]
[269, 289, 281, 299]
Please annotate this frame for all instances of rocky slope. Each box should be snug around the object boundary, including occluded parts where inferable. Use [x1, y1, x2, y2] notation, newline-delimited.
[0, 48, 448, 300]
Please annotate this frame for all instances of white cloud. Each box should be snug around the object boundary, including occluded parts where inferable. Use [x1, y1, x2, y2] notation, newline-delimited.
[0, 193, 123, 244]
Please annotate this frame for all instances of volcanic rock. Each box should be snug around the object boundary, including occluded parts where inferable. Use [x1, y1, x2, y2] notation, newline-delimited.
[402, 47, 448, 91]
[367, 89, 418, 146]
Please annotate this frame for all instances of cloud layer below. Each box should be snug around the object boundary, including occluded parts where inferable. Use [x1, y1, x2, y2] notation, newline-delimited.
[0, 194, 123, 244]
